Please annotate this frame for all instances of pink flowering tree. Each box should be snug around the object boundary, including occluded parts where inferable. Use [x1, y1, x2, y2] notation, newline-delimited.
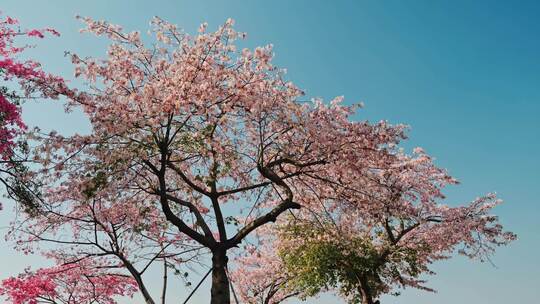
[4, 16, 515, 304]
[231, 149, 516, 304]
[4, 180, 204, 304]
[228, 234, 304, 304]
[0, 262, 138, 304]
[0, 14, 66, 211]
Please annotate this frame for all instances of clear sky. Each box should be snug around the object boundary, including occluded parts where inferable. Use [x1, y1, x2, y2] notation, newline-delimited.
[0, 1, 538, 303]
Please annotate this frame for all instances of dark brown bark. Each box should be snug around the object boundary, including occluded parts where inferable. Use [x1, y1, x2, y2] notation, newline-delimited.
[358, 276, 376, 304]
[361, 293, 375, 304]
[161, 258, 168, 304]
[210, 249, 231, 304]
[122, 257, 156, 304]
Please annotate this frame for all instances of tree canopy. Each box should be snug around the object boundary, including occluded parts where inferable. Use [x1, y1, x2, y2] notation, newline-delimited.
[0, 16, 515, 304]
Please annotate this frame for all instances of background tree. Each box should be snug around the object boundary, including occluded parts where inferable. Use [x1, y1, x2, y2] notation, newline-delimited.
[2, 16, 515, 304]
[228, 233, 304, 304]
[232, 149, 516, 304]
[0, 13, 66, 210]
[0, 14, 140, 304]
[0, 262, 138, 304]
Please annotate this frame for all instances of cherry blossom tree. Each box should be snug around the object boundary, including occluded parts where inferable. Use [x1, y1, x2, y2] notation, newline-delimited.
[231, 149, 516, 304]
[3, 16, 515, 304]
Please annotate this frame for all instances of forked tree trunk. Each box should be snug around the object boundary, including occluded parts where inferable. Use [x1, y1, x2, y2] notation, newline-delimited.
[210, 250, 231, 304]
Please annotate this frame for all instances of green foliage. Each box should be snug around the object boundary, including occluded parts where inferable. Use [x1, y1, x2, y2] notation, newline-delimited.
[2, 141, 43, 216]
[278, 221, 424, 303]
[0, 86, 22, 107]
[82, 170, 108, 199]
[225, 216, 239, 226]
[81, 158, 130, 200]
[279, 222, 379, 303]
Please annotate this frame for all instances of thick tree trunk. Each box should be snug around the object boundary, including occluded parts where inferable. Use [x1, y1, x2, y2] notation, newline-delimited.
[210, 250, 231, 304]
[358, 277, 375, 304]
[361, 293, 375, 304]
[360, 290, 380, 304]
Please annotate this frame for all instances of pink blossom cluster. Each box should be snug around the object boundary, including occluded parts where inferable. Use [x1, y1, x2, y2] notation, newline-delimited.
[0, 94, 25, 157]
[0, 263, 138, 304]
[230, 238, 302, 304]
[0, 14, 65, 156]
[0, 269, 56, 304]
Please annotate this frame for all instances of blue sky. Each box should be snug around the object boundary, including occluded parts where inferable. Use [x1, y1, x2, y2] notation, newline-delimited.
[0, 1, 538, 303]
